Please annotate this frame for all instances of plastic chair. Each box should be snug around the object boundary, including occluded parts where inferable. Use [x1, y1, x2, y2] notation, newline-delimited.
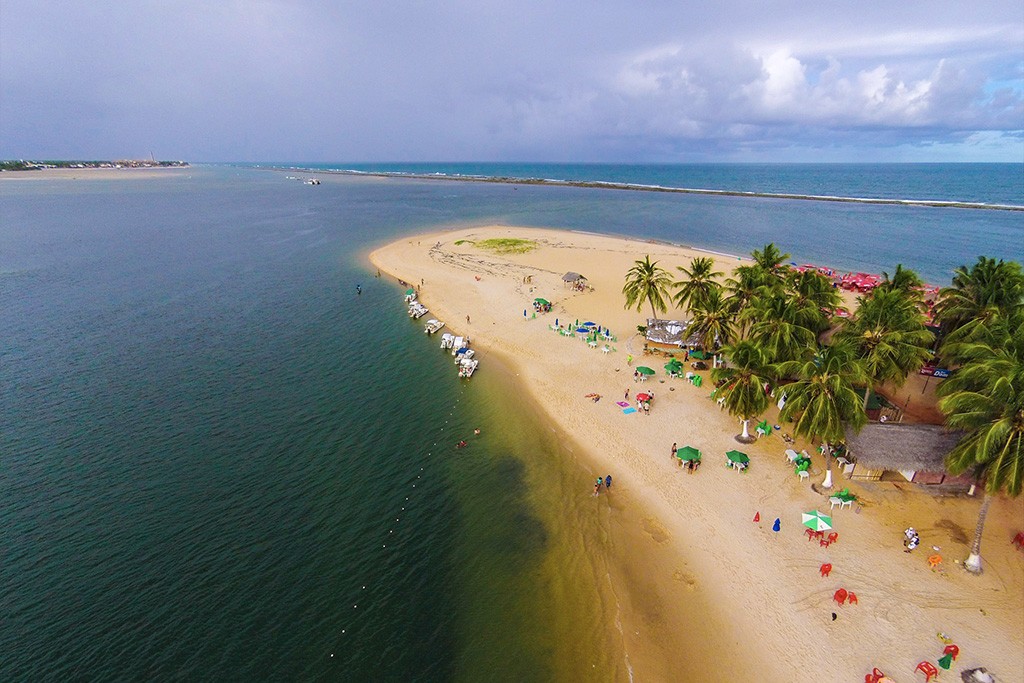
[833, 588, 847, 605]
[826, 532, 838, 545]
[865, 668, 888, 683]
[928, 554, 942, 569]
[798, 470, 810, 481]
[820, 563, 832, 577]
[943, 644, 959, 660]
[841, 499, 853, 509]
[915, 661, 939, 682]
[848, 592, 858, 605]
[1013, 531, 1024, 549]
[805, 528, 816, 542]
[829, 496, 842, 510]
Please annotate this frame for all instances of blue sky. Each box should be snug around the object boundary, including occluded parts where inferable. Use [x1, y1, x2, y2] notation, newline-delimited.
[2, 1, 1022, 162]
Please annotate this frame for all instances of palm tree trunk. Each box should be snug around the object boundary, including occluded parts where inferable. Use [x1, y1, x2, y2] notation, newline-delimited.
[650, 300, 658, 323]
[862, 387, 872, 412]
[821, 441, 834, 489]
[740, 419, 749, 439]
[964, 492, 993, 574]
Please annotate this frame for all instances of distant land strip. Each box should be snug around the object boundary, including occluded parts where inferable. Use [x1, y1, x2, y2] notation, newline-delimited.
[273, 166, 1024, 212]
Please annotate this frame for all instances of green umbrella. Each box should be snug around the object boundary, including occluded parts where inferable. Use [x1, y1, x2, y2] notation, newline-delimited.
[801, 510, 833, 531]
[405, 288, 415, 296]
[636, 366, 655, 375]
[676, 446, 701, 461]
[534, 298, 550, 305]
[664, 361, 682, 373]
[725, 450, 749, 464]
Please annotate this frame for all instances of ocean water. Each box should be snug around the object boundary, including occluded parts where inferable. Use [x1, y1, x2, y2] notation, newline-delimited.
[1, 164, 1021, 680]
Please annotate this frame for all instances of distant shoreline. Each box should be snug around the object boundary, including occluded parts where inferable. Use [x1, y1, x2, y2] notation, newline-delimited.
[271, 166, 1024, 212]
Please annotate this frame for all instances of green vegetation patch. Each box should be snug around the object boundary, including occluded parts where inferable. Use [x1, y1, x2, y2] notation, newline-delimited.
[474, 238, 537, 254]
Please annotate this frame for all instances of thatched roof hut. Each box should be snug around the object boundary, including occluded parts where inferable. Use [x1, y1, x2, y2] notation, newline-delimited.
[843, 423, 972, 488]
[561, 272, 587, 282]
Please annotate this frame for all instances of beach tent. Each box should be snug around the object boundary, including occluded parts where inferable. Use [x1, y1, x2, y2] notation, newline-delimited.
[534, 298, 550, 305]
[562, 272, 587, 283]
[726, 450, 750, 464]
[802, 510, 833, 532]
[636, 366, 656, 375]
[676, 446, 701, 462]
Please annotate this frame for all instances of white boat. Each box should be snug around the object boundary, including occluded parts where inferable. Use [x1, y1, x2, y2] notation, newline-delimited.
[458, 357, 479, 378]
[449, 336, 466, 355]
[425, 319, 446, 334]
[454, 348, 475, 363]
[408, 302, 429, 319]
[439, 332, 455, 349]
[303, 178, 321, 185]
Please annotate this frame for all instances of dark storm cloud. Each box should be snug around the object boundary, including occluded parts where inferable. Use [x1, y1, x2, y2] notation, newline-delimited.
[2, 1, 1021, 161]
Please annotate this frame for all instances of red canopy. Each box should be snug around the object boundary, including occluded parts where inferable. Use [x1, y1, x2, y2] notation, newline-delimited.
[636, 393, 652, 401]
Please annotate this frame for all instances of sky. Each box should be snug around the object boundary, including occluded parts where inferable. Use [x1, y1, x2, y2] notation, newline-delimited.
[1, 1, 1022, 162]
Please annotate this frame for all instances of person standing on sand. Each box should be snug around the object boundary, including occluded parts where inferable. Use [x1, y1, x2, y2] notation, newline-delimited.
[625, 389, 629, 400]
[671, 443, 678, 459]
[593, 480, 601, 496]
[605, 475, 612, 489]
[466, 315, 471, 324]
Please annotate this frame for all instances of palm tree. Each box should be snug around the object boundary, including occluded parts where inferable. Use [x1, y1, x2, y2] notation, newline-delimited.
[623, 255, 674, 322]
[673, 257, 723, 314]
[786, 268, 843, 334]
[688, 288, 735, 366]
[937, 306, 1024, 573]
[743, 293, 817, 365]
[724, 265, 764, 336]
[713, 341, 773, 442]
[934, 256, 1024, 334]
[777, 341, 868, 488]
[750, 243, 791, 280]
[837, 289, 935, 411]
[877, 264, 926, 307]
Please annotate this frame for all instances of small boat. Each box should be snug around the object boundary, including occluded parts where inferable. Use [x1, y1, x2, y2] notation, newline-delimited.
[425, 319, 446, 334]
[408, 302, 429, 319]
[449, 336, 467, 355]
[439, 332, 455, 349]
[458, 357, 479, 378]
[454, 348, 475, 363]
[303, 178, 321, 185]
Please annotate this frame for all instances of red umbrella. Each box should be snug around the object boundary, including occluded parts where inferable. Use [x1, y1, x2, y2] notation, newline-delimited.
[636, 393, 652, 401]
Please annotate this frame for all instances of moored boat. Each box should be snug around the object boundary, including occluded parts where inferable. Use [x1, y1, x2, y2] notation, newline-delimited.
[424, 319, 446, 334]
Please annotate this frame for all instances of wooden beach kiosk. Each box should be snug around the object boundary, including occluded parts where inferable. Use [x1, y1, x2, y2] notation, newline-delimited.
[841, 423, 974, 490]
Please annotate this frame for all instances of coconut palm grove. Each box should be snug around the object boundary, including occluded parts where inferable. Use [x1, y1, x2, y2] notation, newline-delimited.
[623, 248, 1024, 573]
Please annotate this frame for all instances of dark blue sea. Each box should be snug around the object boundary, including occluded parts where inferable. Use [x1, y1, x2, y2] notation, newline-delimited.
[1, 163, 1021, 680]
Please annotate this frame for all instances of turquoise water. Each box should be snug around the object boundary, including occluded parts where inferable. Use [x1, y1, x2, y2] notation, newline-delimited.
[1, 164, 1021, 679]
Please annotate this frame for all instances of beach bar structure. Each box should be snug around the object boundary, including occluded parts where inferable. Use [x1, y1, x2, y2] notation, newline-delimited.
[561, 272, 588, 291]
[841, 423, 973, 490]
[645, 319, 702, 348]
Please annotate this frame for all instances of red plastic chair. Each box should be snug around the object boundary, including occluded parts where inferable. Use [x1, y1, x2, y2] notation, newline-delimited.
[865, 668, 887, 683]
[805, 528, 816, 541]
[848, 591, 858, 605]
[915, 661, 939, 682]
[1013, 531, 1024, 549]
[943, 643, 959, 660]
[826, 532, 838, 544]
[820, 563, 832, 577]
[833, 588, 848, 605]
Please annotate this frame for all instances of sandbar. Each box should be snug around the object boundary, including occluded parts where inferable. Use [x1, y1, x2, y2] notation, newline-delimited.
[371, 225, 1024, 681]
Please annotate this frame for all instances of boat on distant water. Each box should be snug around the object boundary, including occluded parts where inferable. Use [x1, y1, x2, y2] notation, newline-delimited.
[303, 178, 321, 185]
[424, 319, 445, 334]
[409, 302, 428, 319]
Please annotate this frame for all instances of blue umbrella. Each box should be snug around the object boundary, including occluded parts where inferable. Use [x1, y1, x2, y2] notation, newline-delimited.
[576, 327, 589, 333]
[583, 321, 596, 326]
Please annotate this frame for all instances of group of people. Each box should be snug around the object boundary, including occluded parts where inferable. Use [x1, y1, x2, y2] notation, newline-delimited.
[593, 475, 612, 495]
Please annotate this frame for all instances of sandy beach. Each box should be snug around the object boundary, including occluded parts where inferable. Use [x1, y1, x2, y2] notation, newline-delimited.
[0, 167, 193, 181]
[371, 226, 1024, 682]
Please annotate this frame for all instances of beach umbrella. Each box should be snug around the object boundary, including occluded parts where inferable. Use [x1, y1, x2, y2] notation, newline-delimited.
[576, 327, 589, 333]
[636, 366, 655, 375]
[583, 321, 596, 327]
[636, 393, 652, 401]
[802, 510, 833, 532]
[534, 298, 550, 305]
[405, 288, 415, 296]
[676, 446, 701, 461]
[725, 450, 750, 464]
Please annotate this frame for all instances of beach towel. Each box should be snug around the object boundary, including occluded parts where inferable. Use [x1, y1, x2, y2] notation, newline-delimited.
[615, 401, 629, 407]
[622, 407, 637, 414]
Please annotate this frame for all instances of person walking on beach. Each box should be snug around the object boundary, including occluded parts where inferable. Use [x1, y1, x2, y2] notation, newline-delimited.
[671, 442, 678, 460]
[593, 478, 602, 496]
[605, 475, 612, 489]
[466, 314, 471, 324]
[624, 389, 629, 400]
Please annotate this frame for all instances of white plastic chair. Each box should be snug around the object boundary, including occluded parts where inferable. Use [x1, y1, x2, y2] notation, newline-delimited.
[841, 499, 853, 510]
[798, 470, 810, 482]
[829, 496, 842, 510]
[785, 449, 800, 463]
